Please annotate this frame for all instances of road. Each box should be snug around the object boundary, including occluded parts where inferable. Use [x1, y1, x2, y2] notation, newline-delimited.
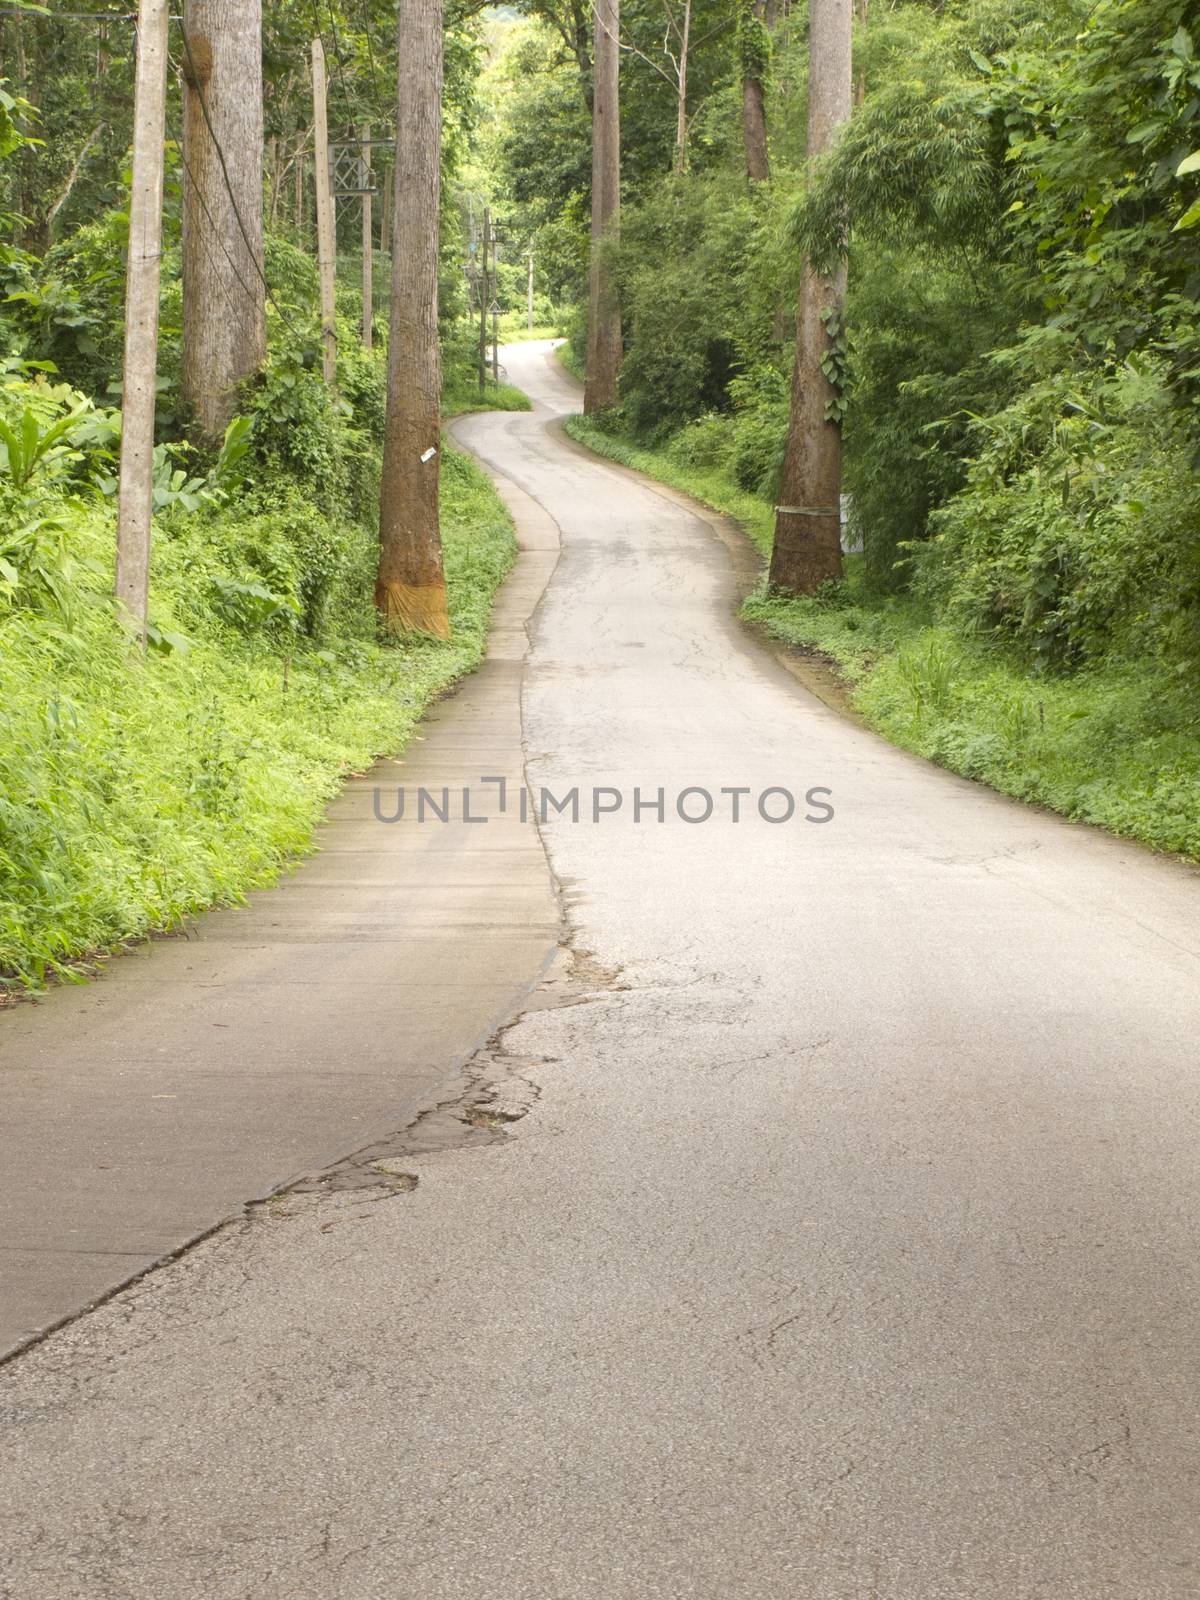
[3, 340, 1200, 1599]
[0, 455, 560, 1359]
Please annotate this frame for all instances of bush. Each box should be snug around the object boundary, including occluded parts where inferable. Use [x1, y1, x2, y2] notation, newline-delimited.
[916, 361, 1200, 672]
[728, 367, 790, 499]
[665, 413, 735, 472]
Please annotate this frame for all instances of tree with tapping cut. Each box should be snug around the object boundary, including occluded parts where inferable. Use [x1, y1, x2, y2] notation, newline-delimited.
[768, 0, 852, 595]
[376, 0, 450, 639]
[584, 0, 622, 413]
[180, 0, 266, 445]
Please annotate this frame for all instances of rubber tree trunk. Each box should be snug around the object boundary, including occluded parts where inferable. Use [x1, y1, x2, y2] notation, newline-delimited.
[583, 0, 622, 413]
[741, 0, 770, 182]
[180, 0, 266, 446]
[375, 0, 450, 640]
[768, 0, 852, 595]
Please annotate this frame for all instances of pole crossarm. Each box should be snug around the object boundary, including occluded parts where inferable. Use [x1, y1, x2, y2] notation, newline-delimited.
[328, 136, 393, 196]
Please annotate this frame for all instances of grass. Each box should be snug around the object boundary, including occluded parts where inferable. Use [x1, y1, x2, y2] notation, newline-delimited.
[443, 375, 531, 417]
[497, 318, 564, 343]
[557, 344, 586, 384]
[0, 436, 519, 995]
[564, 414, 773, 550]
[564, 415, 1200, 862]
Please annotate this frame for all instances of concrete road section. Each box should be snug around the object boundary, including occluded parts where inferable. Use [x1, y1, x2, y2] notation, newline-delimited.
[2, 341, 1200, 1599]
[0, 452, 562, 1358]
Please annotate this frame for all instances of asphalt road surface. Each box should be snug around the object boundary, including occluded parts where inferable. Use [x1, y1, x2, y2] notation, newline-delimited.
[2, 341, 1200, 1599]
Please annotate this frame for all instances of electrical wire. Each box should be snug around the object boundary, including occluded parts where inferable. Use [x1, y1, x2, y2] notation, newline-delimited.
[173, 18, 302, 336]
[312, 0, 355, 133]
[0, 8, 139, 17]
[357, 0, 383, 108]
[168, 58, 263, 315]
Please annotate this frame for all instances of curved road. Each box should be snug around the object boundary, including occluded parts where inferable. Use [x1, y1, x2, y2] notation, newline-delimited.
[3, 341, 1200, 1598]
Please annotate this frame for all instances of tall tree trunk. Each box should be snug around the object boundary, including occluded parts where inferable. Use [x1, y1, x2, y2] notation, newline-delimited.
[180, 0, 266, 446]
[584, 0, 622, 413]
[375, 0, 450, 640]
[674, 0, 691, 174]
[768, 0, 852, 595]
[741, 0, 770, 182]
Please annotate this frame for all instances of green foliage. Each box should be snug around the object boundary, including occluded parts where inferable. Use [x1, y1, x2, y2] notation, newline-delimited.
[569, 395, 1200, 862]
[564, 412, 775, 551]
[736, 0, 772, 80]
[750, 592, 1200, 859]
[613, 176, 758, 439]
[0, 442, 517, 991]
[0, 4, 534, 994]
[4, 211, 136, 397]
[0, 400, 87, 489]
[915, 360, 1200, 672]
[726, 366, 789, 499]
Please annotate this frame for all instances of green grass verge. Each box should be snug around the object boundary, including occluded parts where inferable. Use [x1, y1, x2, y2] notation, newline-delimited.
[443, 376, 531, 417]
[497, 319, 564, 343]
[0, 443, 517, 993]
[564, 416, 1200, 861]
[557, 344, 586, 384]
[563, 415, 773, 549]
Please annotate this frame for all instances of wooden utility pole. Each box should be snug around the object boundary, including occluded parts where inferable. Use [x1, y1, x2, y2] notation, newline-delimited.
[527, 250, 534, 333]
[584, 0, 622, 411]
[311, 37, 337, 387]
[361, 123, 373, 348]
[180, 0, 266, 444]
[478, 206, 491, 393]
[376, 0, 450, 639]
[116, 0, 169, 642]
[768, 0, 852, 595]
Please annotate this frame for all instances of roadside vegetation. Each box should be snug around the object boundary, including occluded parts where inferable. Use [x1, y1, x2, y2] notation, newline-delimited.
[0, 17, 521, 991]
[500, 0, 1200, 859]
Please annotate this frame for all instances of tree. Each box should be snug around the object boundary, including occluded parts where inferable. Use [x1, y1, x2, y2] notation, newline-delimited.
[376, 0, 450, 638]
[739, 0, 771, 182]
[768, 0, 852, 595]
[522, 0, 594, 111]
[584, 0, 623, 412]
[672, 0, 692, 173]
[180, 0, 267, 445]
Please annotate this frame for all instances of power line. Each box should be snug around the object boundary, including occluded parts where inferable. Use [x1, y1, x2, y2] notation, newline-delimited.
[357, 0, 383, 108]
[167, 60, 262, 315]
[174, 18, 302, 337]
[0, 8, 139, 17]
[308, 0, 355, 133]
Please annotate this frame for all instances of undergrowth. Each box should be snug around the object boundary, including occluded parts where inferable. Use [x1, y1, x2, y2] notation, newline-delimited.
[0, 441, 516, 991]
